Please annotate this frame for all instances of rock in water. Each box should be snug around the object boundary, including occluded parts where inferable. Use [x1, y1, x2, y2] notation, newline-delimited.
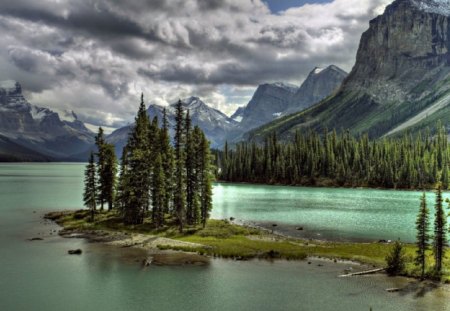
[68, 249, 82, 255]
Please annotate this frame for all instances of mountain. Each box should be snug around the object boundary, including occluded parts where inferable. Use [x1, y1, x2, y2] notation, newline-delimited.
[287, 65, 348, 114]
[0, 80, 95, 160]
[107, 96, 238, 155]
[246, 0, 450, 142]
[237, 66, 347, 131]
[238, 82, 298, 130]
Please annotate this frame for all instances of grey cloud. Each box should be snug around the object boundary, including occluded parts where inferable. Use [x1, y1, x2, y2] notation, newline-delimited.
[0, 0, 392, 128]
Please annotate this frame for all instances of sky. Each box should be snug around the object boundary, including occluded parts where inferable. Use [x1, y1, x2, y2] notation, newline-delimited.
[0, 0, 392, 130]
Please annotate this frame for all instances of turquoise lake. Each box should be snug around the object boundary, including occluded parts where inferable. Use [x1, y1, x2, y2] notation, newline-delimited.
[1, 163, 449, 311]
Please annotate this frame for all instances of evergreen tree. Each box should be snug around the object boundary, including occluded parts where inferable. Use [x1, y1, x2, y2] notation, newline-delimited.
[386, 240, 406, 276]
[103, 143, 118, 210]
[95, 127, 118, 211]
[173, 99, 186, 232]
[433, 185, 447, 274]
[95, 127, 107, 210]
[151, 153, 165, 228]
[415, 193, 430, 279]
[185, 110, 197, 225]
[160, 108, 174, 216]
[121, 94, 151, 224]
[83, 152, 97, 221]
[198, 130, 213, 228]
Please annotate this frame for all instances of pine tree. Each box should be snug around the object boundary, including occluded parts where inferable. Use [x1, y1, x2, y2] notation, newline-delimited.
[433, 185, 447, 274]
[415, 193, 430, 279]
[386, 240, 406, 276]
[185, 110, 197, 225]
[83, 152, 97, 221]
[103, 143, 118, 210]
[95, 127, 107, 210]
[160, 108, 174, 216]
[173, 99, 186, 232]
[122, 93, 151, 224]
[151, 153, 165, 228]
[198, 130, 213, 228]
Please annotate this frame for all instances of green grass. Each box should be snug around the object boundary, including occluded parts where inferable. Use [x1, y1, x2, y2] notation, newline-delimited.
[47, 210, 450, 280]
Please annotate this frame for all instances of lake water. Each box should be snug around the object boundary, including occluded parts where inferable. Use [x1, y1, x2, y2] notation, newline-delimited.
[1, 163, 449, 311]
[212, 183, 446, 243]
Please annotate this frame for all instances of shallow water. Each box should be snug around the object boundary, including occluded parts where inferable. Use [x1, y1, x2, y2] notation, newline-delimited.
[1, 163, 449, 311]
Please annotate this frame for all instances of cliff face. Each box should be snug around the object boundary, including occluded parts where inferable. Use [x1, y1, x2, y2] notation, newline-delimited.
[345, 0, 450, 102]
[246, 0, 450, 142]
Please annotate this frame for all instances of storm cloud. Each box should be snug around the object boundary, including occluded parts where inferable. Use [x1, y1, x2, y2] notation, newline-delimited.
[0, 0, 392, 130]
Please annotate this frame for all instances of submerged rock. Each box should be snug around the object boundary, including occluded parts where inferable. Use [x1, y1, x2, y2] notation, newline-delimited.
[68, 249, 82, 255]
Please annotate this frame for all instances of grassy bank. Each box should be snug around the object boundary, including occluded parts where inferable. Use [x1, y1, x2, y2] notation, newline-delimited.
[46, 210, 450, 280]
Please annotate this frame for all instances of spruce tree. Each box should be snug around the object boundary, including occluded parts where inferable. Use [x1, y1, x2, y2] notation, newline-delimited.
[185, 110, 197, 225]
[198, 130, 213, 228]
[122, 94, 151, 224]
[103, 143, 118, 210]
[415, 193, 430, 279]
[386, 240, 406, 276]
[173, 100, 186, 232]
[151, 153, 165, 228]
[160, 108, 174, 216]
[95, 127, 107, 210]
[433, 185, 447, 274]
[83, 152, 97, 221]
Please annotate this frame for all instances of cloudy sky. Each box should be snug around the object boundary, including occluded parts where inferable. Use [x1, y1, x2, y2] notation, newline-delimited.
[0, 0, 392, 131]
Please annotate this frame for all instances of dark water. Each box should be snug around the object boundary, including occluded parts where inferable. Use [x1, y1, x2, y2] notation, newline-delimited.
[1, 163, 449, 311]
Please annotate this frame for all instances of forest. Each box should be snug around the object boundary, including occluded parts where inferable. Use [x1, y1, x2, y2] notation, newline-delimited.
[219, 123, 450, 189]
[83, 95, 214, 232]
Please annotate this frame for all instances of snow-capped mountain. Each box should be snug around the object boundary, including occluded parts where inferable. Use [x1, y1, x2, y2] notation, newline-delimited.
[0, 80, 95, 160]
[107, 96, 239, 155]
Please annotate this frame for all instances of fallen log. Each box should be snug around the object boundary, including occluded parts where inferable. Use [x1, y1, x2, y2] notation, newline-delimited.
[338, 268, 385, 277]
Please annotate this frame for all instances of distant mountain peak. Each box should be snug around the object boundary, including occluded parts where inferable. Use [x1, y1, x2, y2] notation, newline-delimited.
[270, 82, 298, 92]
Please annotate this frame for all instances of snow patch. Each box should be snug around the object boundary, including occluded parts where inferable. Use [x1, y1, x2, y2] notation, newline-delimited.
[233, 116, 243, 123]
[30, 106, 49, 121]
[0, 80, 17, 90]
[412, 0, 450, 15]
[54, 109, 77, 123]
[273, 112, 282, 118]
[313, 67, 324, 74]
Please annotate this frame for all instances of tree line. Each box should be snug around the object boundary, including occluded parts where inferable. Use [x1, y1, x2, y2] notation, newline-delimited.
[219, 124, 450, 189]
[83, 95, 214, 232]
